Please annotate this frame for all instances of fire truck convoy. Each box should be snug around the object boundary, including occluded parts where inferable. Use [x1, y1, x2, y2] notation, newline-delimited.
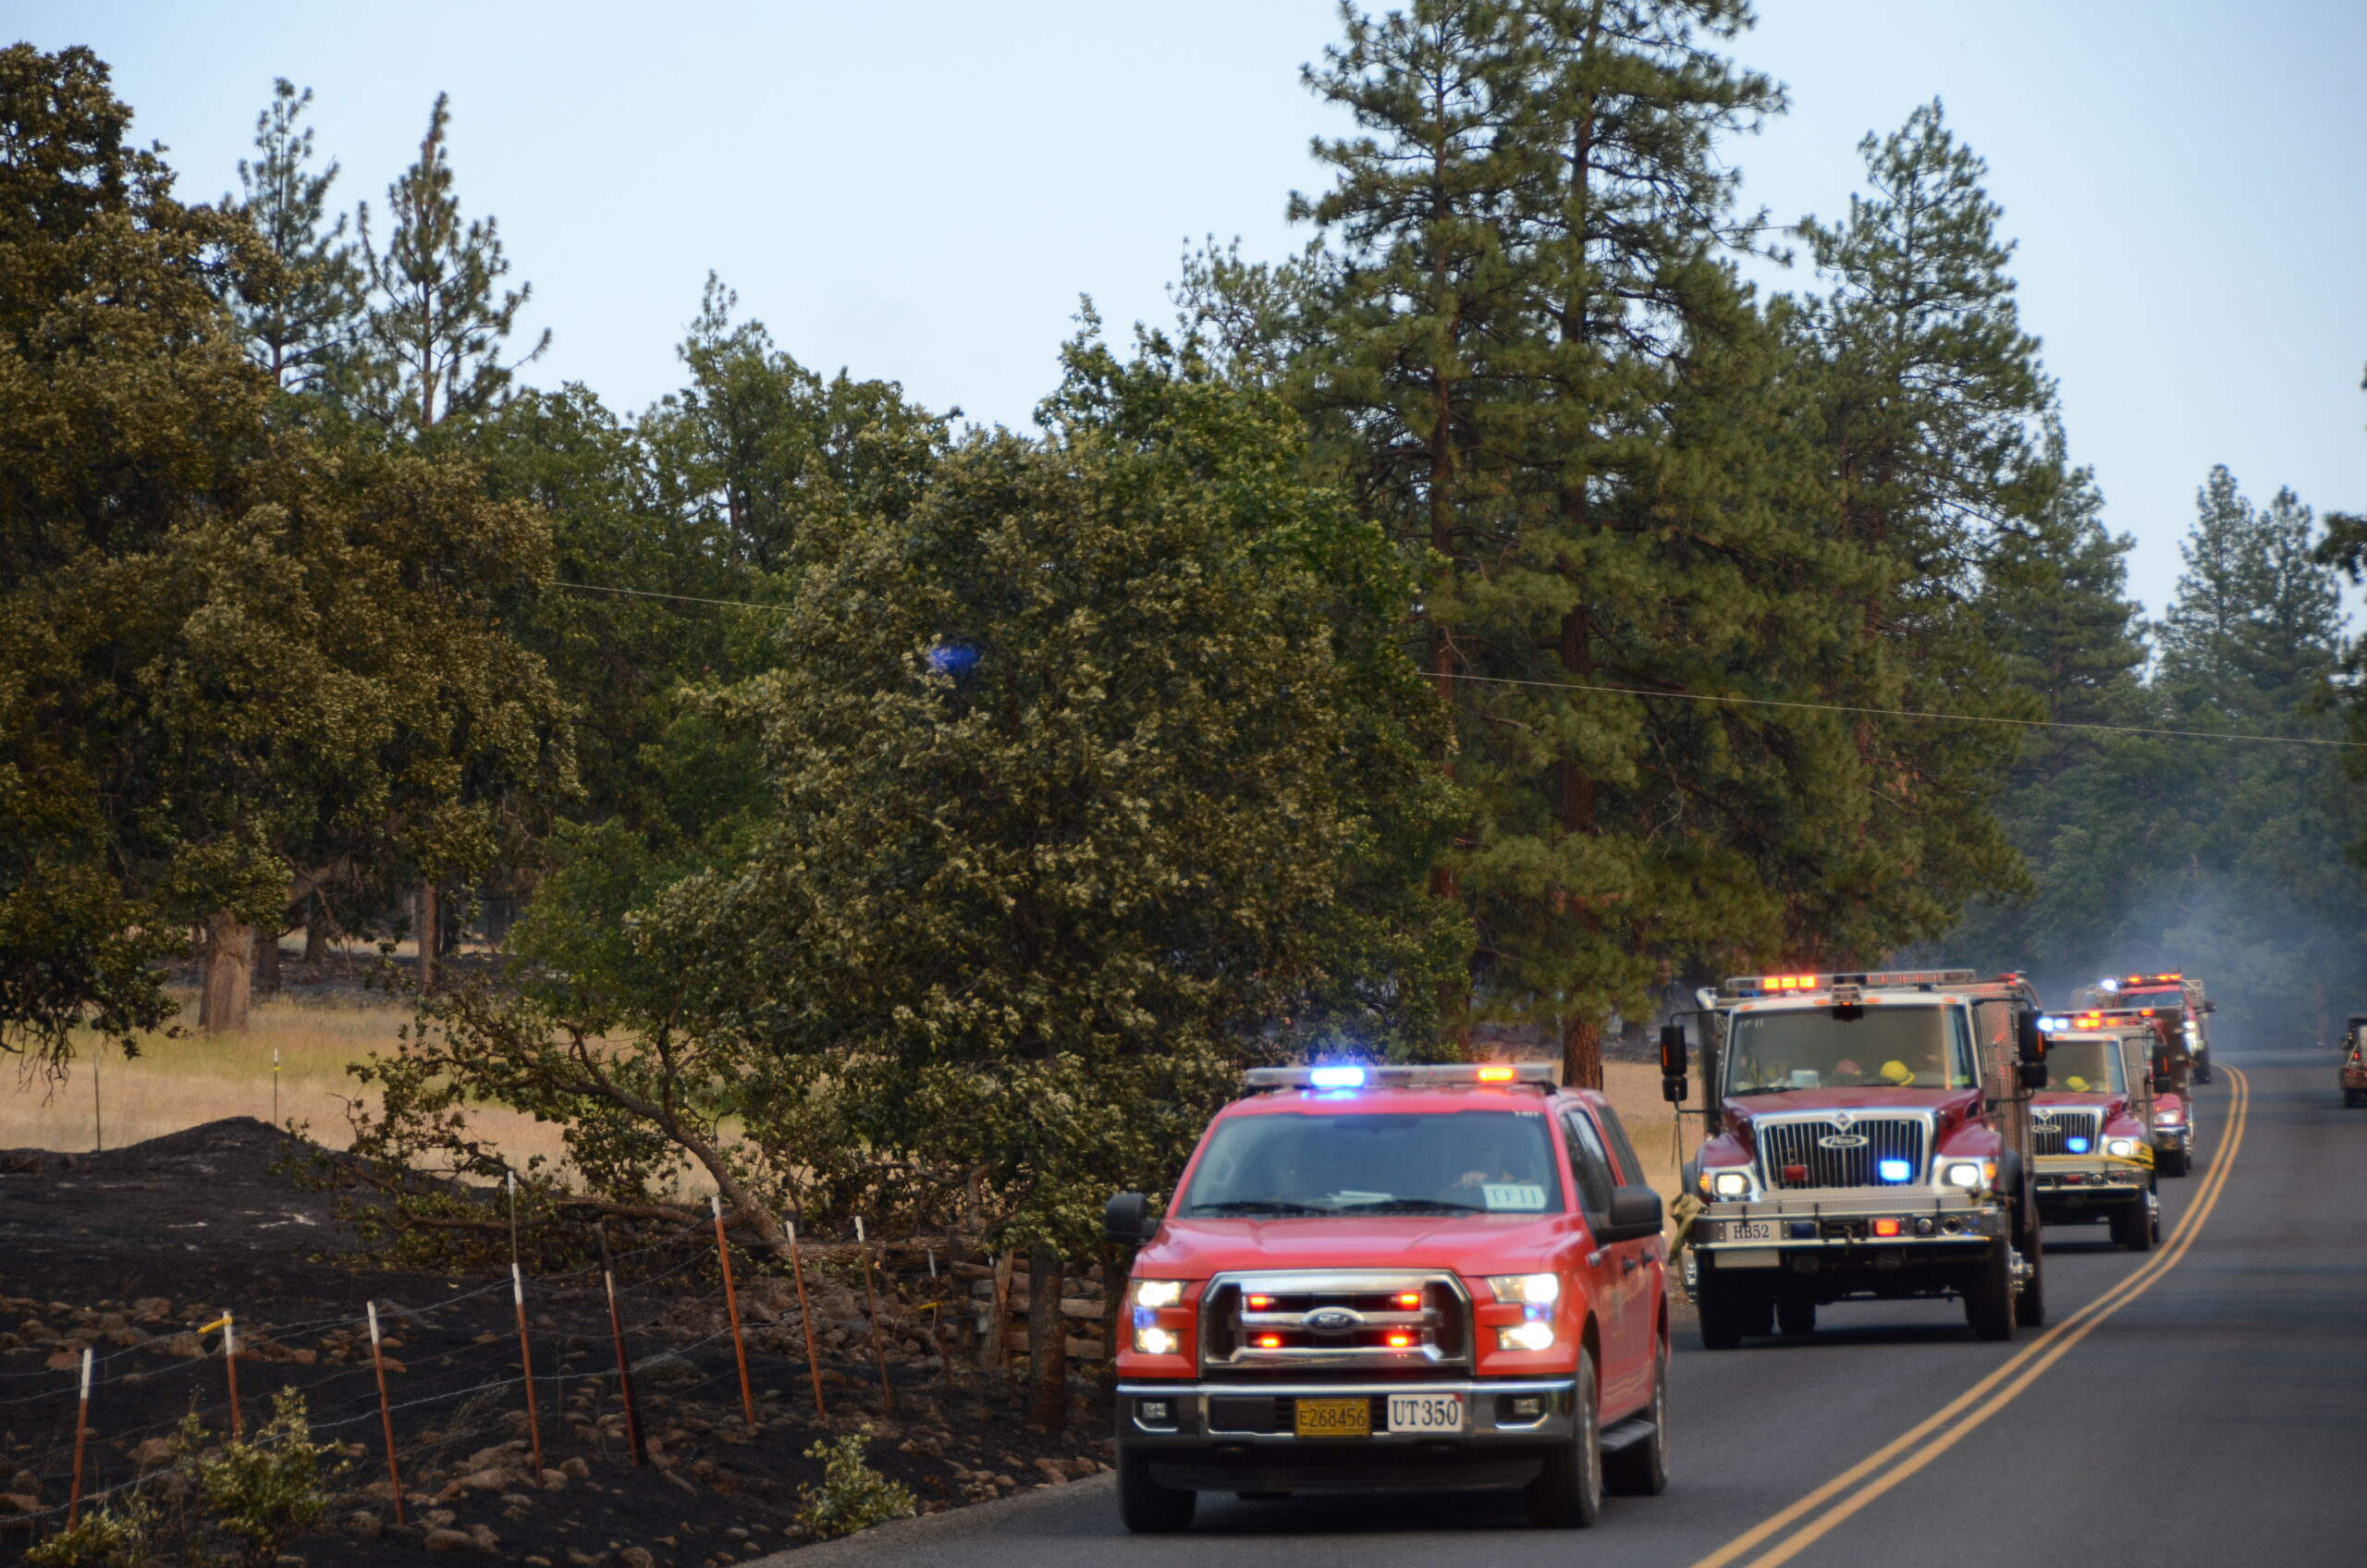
[2073, 973, 2214, 1084]
[2030, 1011, 2164, 1249]
[1105, 1063, 1669, 1532]
[1678, 969, 2051, 1346]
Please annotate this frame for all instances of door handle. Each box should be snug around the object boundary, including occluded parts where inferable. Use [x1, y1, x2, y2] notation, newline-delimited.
[1621, 1255, 1639, 1274]
[1585, 1250, 1606, 1268]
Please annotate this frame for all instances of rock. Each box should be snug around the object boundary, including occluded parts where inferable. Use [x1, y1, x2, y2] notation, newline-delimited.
[423, 1527, 482, 1552]
[0, 1494, 41, 1514]
[344, 1509, 384, 1537]
[465, 1444, 522, 1473]
[469, 1524, 500, 1552]
[435, 1467, 510, 1501]
[166, 1331, 202, 1358]
[630, 1353, 702, 1386]
[620, 1549, 656, 1568]
[538, 1468, 568, 1490]
[560, 1456, 591, 1480]
[498, 1492, 536, 1510]
[131, 1297, 171, 1324]
[1031, 1457, 1072, 1485]
[130, 1437, 172, 1468]
[563, 1550, 607, 1568]
[44, 1350, 80, 1371]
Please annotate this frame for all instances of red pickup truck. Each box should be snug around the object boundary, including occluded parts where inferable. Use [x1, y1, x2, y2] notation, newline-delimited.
[1106, 1063, 1669, 1532]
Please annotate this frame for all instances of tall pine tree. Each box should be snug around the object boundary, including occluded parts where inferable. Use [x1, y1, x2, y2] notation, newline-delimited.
[224, 80, 362, 394]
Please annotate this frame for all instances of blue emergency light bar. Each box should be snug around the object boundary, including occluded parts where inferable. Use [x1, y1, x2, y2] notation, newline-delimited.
[1243, 1063, 1557, 1092]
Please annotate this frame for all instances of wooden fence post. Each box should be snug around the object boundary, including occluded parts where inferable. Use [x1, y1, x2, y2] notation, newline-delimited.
[785, 1219, 828, 1420]
[710, 1196, 756, 1427]
[66, 1347, 90, 1529]
[595, 1225, 647, 1466]
[367, 1302, 405, 1526]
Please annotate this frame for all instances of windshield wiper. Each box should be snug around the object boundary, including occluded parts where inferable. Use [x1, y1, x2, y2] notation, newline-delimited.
[1185, 1200, 1328, 1218]
[1331, 1197, 1490, 1214]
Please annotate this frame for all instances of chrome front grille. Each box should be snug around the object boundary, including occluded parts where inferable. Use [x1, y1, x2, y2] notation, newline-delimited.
[1198, 1270, 1470, 1377]
[2031, 1109, 2103, 1156]
[1755, 1116, 1930, 1190]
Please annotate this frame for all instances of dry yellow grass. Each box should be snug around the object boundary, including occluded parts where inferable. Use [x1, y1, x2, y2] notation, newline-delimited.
[1599, 1059, 1712, 1206]
[1, 991, 574, 1171]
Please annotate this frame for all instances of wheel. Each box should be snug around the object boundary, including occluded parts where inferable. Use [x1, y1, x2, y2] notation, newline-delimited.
[1740, 1290, 1775, 1339]
[1117, 1448, 1195, 1534]
[1525, 1350, 1603, 1527]
[2159, 1146, 2189, 1178]
[2347, 1090, 2361, 1108]
[2195, 1062, 2212, 1084]
[1233, 1491, 1291, 1501]
[1966, 1243, 2015, 1342]
[1775, 1296, 1816, 1337]
[2111, 1201, 2153, 1253]
[1696, 1277, 1743, 1351]
[1604, 1334, 1669, 1497]
[2015, 1219, 2046, 1328]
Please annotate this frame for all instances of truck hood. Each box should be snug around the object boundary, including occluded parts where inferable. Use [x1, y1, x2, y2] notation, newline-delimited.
[1139, 1212, 1582, 1280]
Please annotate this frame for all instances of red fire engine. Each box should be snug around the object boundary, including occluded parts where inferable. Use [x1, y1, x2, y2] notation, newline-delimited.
[2073, 972, 2214, 1084]
[1107, 1063, 1669, 1532]
[1679, 969, 2049, 1344]
[2030, 1011, 2162, 1248]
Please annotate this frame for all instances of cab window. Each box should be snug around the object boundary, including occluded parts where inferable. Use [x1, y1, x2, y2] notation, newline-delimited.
[1595, 1103, 1648, 1186]
[1949, 1007, 1979, 1084]
[1561, 1110, 1617, 1216]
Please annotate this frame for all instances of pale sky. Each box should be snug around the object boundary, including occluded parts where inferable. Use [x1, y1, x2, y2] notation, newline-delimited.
[17, 1, 2367, 619]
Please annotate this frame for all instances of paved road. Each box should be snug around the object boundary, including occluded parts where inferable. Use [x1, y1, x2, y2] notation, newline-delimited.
[771, 1050, 2367, 1567]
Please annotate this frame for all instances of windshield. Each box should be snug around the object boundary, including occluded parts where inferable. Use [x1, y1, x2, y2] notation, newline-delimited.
[1724, 1005, 1971, 1095]
[2117, 988, 2187, 1014]
[1178, 1110, 1566, 1218]
[2042, 1038, 2126, 1093]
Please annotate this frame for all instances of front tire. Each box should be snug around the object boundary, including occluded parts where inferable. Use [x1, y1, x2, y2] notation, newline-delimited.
[1525, 1351, 1603, 1527]
[2112, 1200, 2154, 1253]
[1603, 1336, 1670, 1497]
[2014, 1219, 2046, 1328]
[2159, 1146, 2189, 1178]
[1775, 1296, 1816, 1337]
[1117, 1448, 1195, 1534]
[1966, 1242, 2015, 1341]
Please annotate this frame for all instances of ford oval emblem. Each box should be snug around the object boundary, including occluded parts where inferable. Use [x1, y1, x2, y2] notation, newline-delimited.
[1304, 1306, 1363, 1333]
[1818, 1133, 1869, 1149]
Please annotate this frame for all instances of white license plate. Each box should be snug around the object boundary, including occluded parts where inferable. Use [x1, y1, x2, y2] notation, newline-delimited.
[1387, 1393, 1464, 1434]
[1726, 1220, 1774, 1242]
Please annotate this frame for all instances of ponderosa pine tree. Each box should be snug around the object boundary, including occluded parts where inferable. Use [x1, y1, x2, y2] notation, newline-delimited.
[224, 80, 363, 394]
[1785, 100, 2062, 962]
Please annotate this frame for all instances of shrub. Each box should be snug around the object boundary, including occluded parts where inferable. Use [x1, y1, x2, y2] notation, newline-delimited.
[793, 1433, 916, 1539]
[26, 1499, 153, 1568]
[174, 1389, 344, 1563]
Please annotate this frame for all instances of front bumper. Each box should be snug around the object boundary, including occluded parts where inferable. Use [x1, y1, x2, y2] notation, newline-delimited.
[1685, 1190, 2005, 1291]
[1114, 1378, 1576, 1492]
[2035, 1157, 2150, 1211]
[2152, 1124, 2192, 1155]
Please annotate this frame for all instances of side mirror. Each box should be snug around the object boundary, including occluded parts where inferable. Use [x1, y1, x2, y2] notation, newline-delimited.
[2153, 1046, 2175, 1081]
[1597, 1184, 1664, 1244]
[1104, 1192, 1155, 1248]
[1658, 1023, 1688, 1078]
[2204, 1000, 2217, 1014]
[1662, 1074, 1689, 1104]
[2014, 1010, 2045, 1065]
[2017, 1060, 2048, 1091]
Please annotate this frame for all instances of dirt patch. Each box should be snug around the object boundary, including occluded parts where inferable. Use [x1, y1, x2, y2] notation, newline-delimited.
[0, 1120, 1114, 1564]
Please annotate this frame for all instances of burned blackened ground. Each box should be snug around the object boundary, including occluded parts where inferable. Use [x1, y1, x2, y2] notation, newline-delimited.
[0, 1120, 1113, 1565]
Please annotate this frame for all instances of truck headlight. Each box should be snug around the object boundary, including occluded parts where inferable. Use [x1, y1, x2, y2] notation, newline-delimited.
[2152, 1110, 2181, 1126]
[1130, 1280, 1184, 1308]
[2105, 1138, 2139, 1158]
[1711, 1170, 1752, 1198]
[1940, 1160, 1987, 1190]
[1496, 1322, 1556, 1352]
[1128, 1280, 1186, 1355]
[1487, 1272, 1560, 1305]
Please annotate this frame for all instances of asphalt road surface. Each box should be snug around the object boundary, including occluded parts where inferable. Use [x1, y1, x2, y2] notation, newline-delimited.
[763, 1049, 2367, 1568]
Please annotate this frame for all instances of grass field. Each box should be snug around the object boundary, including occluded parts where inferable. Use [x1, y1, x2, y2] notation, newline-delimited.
[1, 992, 575, 1170]
[4, 998, 1707, 1208]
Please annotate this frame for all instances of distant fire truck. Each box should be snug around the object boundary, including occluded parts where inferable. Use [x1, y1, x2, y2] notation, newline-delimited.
[2342, 1015, 2367, 1108]
[2075, 973, 2214, 1084]
[1108, 1063, 1671, 1532]
[2031, 1011, 2162, 1249]
[1678, 969, 2049, 1344]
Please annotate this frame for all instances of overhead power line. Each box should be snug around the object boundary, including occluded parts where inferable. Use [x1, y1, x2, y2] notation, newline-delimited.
[550, 580, 2365, 752]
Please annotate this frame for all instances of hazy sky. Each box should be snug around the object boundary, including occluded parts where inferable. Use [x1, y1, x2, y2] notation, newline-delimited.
[17, 1, 2366, 618]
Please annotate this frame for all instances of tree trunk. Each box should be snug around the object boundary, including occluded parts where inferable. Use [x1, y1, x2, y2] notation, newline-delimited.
[252, 923, 281, 997]
[302, 909, 328, 966]
[197, 913, 254, 1033]
[1027, 1242, 1066, 1429]
[417, 879, 439, 994]
[1561, 1013, 1604, 1092]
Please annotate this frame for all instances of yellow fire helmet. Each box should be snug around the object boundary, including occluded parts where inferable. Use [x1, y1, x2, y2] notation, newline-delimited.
[1880, 1060, 1914, 1085]
[2065, 1074, 2090, 1092]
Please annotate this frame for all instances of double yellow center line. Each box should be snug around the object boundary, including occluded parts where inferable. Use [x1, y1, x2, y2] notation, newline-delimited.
[1688, 1066, 2251, 1568]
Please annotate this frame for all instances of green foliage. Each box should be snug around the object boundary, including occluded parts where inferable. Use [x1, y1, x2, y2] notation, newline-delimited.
[223, 79, 362, 393]
[173, 1390, 343, 1563]
[793, 1434, 916, 1539]
[25, 1500, 153, 1568]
